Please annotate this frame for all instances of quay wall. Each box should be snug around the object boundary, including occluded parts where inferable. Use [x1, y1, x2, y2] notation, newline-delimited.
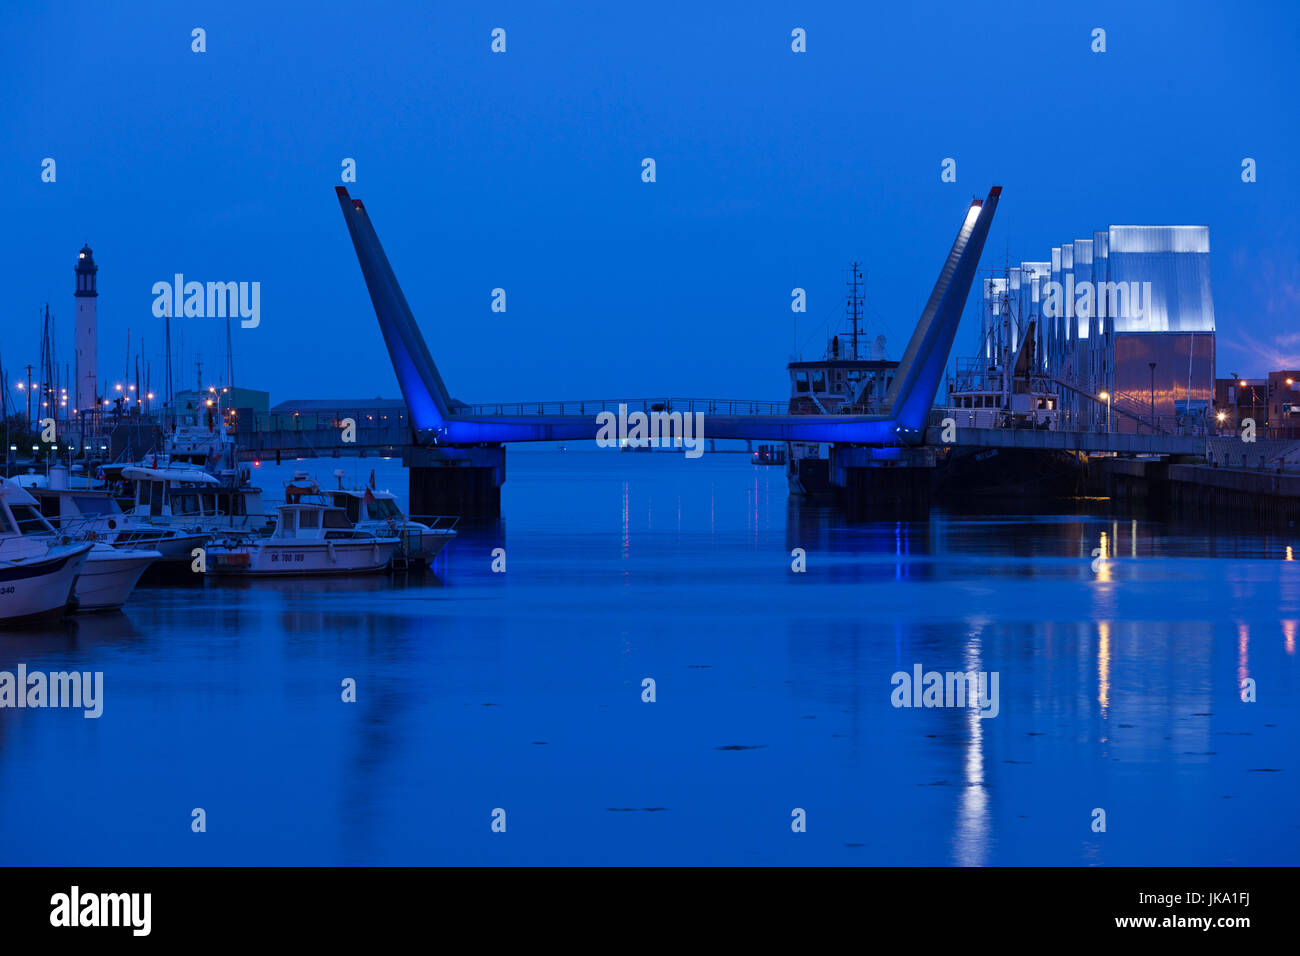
[1097, 458, 1300, 527]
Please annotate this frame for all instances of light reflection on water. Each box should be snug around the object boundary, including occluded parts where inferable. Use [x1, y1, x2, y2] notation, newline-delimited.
[1, 447, 1297, 866]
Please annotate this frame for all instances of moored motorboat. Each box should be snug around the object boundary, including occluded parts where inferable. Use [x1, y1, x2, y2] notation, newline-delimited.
[118, 463, 271, 537]
[2, 479, 162, 611]
[205, 501, 398, 576]
[0, 479, 94, 623]
[21, 471, 208, 568]
[67, 543, 163, 611]
[324, 478, 457, 565]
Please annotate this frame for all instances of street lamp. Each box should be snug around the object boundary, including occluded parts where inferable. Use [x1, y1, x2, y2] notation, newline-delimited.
[1099, 391, 1111, 434]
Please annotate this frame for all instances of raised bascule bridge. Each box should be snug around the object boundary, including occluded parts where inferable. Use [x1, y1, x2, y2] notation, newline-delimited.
[327, 185, 1220, 519]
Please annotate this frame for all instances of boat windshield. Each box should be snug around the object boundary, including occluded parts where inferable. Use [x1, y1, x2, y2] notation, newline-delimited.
[9, 504, 52, 535]
[366, 498, 402, 521]
[71, 495, 118, 515]
[323, 509, 351, 529]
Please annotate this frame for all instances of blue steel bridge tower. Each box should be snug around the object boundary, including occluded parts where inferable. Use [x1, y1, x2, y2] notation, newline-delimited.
[335, 186, 1000, 515]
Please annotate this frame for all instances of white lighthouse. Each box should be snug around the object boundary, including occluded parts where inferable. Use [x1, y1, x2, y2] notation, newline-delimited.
[74, 244, 98, 417]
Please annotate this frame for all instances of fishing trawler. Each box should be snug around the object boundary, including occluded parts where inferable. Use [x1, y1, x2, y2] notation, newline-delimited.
[944, 321, 1060, 430]
[786, 264, 899, 497]
[159, 417, 238, 472]
[933, 273, 1080, 497]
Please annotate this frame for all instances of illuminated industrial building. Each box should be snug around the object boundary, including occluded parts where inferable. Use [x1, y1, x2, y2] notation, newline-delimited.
[978, 225, 1216, 433]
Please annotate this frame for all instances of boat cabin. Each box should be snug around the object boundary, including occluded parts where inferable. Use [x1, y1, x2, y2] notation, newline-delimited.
[28, 487, 127, 528]
[0, 479, 61, 560]
[121, 465, 266, 528]
[787, 353, 898, 416]
[328, 489, 404, 525]
[271, 504, 363, 540]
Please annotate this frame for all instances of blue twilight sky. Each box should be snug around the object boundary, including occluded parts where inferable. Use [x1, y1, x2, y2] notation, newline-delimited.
[3, 0, 1298, 409]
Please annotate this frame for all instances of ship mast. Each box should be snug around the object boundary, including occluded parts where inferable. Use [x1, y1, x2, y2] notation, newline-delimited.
[845, 262, 865, 361]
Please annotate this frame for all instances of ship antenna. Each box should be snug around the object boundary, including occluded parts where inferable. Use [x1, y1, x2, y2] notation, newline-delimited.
[846, 262, 865, 361]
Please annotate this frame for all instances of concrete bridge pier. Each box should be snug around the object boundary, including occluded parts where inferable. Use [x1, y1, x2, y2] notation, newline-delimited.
[404, 444, 506, 518]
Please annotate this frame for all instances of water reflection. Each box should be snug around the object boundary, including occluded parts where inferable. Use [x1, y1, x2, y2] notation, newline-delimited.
[1, 453, 1297, 865]
[954, 622, 989, 867]
[1098, 620, 1111, 719]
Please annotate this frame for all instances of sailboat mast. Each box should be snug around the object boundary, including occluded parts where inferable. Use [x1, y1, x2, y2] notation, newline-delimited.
[164, 303, 173, 425]
[225, 316, 235, 394]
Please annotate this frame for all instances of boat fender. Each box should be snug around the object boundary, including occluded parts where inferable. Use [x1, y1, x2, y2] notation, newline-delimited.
[328, 540, 337, 563]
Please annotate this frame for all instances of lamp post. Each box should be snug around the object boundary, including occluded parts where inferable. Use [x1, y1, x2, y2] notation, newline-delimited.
[1289, 377, 1297, 439]
[1100, 391, 1111, 434]
[1237, 378, 1263, 434]
[205, 387, 224, 432]
[1148, 362, 1157, 433]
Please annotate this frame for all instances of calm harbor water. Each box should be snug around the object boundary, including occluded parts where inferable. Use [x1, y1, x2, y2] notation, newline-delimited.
[1, 446, 1297, 866]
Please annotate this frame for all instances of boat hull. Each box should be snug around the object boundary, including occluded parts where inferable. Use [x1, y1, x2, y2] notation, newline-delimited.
[395, 528, 456, 563]
[787, 454, 836, 497]
[205, 538, 399, 576]
[414, 530, 456, 561]
[74, 547, 163, 611]
[933, 446, 1085, 498]
[0, 545, 92, 624]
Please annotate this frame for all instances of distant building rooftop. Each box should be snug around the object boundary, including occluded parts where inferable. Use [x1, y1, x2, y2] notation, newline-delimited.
[271, 398, 406, 413]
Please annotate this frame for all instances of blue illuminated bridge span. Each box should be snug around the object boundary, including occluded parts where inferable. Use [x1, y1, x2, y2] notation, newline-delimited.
[334, 185, 1003, 448]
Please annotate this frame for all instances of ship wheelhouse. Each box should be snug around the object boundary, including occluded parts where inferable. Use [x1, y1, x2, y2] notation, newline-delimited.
[788, 357, 898, 416]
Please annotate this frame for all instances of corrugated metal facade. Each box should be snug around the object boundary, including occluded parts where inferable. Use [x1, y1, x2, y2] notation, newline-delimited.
[980, 223, 1216, 430]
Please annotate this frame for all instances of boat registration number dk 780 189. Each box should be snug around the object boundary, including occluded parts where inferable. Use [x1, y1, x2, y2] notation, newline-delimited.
[270, 553, 306, 563]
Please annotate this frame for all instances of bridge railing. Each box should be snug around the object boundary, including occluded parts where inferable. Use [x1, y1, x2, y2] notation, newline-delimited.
[458, 398, 789, 417]
[241, 411, 411, 432]
[929, 406, 1212, 438]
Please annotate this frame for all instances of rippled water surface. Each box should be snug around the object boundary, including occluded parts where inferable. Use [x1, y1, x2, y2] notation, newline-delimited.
[2, 447, 1297, 865]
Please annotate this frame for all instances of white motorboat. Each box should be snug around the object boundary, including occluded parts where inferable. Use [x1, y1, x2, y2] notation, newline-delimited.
[205, 501, 399, 576]
[20, 471, 208, 567]
[2, 479, 161, 612]
[0, 479, 94, 622]
[119, 464, 270, 536]
[324, 484, 457, 564]
[66, 543, 162, 611]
